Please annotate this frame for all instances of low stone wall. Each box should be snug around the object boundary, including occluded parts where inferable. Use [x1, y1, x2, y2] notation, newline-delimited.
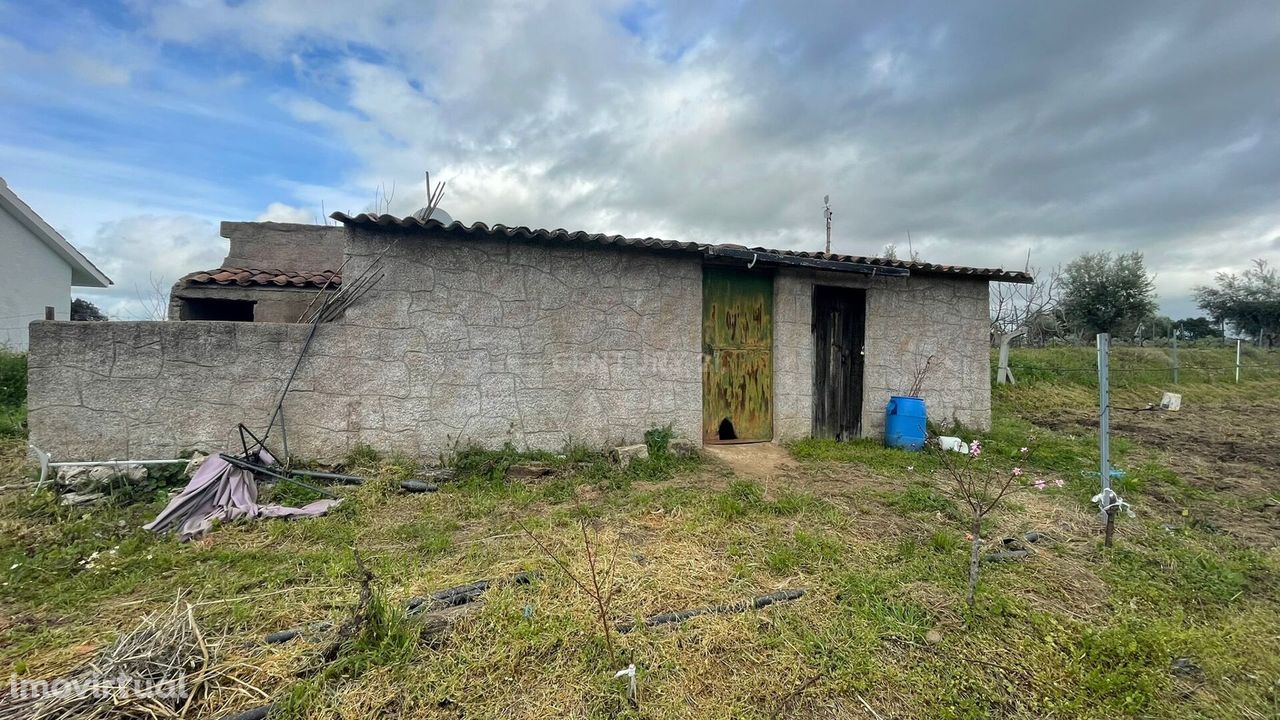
[774, 271, 991, 440]
[28, 234, 705, 462]
[28, 321, 310, 460]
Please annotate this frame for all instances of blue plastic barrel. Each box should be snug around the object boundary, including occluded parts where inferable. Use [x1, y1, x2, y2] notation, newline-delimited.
[885, 395, 927, 451]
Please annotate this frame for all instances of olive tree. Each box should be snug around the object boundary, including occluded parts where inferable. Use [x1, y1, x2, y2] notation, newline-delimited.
[1060, 251, 1157, 338]
[1195, 260, 1280, 347]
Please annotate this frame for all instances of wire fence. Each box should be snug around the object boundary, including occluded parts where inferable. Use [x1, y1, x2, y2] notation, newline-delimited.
[997, 341, 1280, 387]
[1005, 364, 1280, 374]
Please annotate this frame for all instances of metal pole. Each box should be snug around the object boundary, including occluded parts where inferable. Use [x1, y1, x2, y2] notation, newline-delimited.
[1171, 326, 1178, 385]
[1236, 339, 1242, 383]
[47, 459, 190, 467]
[29, 444, 191, 490]
[823, 195, 833, 255]
[1097, 333, 1115, 547]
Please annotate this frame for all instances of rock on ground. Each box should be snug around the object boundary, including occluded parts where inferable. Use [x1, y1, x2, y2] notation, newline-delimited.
[610, 444, 649, 468]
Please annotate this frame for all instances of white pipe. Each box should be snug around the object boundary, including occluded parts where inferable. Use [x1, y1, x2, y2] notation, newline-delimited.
[29, 444, 190, 490]
[1236, 339, 1242, 383]
[47, 459, 190, 468]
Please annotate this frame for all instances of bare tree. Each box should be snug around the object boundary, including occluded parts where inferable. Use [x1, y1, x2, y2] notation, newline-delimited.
[518, 517, 623, 663]
[134, 273, 173, 321]
[370, 181, 396, 215]
[882, 239, 921, 263]
[990, 262, 1063, 345]
[903, 354, 934, 397]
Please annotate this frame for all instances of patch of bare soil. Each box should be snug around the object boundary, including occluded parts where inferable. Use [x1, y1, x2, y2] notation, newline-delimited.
[1028, 394, 1280, 545]
[702, 442, 798, 480]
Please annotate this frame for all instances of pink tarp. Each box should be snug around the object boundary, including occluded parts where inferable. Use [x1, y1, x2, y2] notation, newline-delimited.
[144, 450, 341, 541]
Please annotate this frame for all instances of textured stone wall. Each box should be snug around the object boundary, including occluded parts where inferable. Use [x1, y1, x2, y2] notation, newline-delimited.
[774, 270, 991, 440]
[220, 221, 344, 270]
[333, 228, 703, 456]
[28, 231, 703, 461]
[27, 225, 993, 461]
[27, 321, 310, 459]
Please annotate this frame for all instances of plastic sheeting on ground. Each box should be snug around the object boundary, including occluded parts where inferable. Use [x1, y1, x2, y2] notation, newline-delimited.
[143, 449, 341, 541]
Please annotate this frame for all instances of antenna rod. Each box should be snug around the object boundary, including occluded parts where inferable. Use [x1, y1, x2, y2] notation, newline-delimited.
[823, 195, 833, 255]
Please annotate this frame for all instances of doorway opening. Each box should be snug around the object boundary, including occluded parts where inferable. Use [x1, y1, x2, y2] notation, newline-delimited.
[179, 298, 255, 322]
[812, 286, 866, 441]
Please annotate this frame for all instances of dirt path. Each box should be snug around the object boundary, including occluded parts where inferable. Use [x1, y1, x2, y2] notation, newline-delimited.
[702, 442, 798, 480]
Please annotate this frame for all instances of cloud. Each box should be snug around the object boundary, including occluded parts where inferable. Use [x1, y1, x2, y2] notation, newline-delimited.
[77, 215, 226, 320]
[256, 202, 318, 224]
[6, 0, 1280, 321]
[65, 53, 132, 86]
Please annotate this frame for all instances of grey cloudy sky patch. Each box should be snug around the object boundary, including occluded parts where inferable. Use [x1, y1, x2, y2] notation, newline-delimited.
[2, 0, 1278, 319]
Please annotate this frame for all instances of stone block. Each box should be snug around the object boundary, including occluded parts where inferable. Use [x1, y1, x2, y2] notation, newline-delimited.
[609, 443, 649, 468]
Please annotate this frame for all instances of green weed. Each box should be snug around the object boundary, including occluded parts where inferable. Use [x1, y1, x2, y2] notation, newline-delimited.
[888, 482, 954, 515]
[835, 571, 932, 642]
[928, 530, 962, 553]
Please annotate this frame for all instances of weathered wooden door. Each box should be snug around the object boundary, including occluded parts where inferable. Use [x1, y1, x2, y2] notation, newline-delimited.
[702, 267, 773, 442]
[812, 286, 865, 440]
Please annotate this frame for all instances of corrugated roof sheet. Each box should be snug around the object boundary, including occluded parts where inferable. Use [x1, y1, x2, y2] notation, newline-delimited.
[182, 267, 341, 288]
[330, 212, 1033, 283]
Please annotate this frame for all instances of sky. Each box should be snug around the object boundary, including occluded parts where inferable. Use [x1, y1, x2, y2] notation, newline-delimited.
[2, 0, 1278, 320]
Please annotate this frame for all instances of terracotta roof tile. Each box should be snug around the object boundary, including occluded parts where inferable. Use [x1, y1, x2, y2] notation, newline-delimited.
[182, 267, 341, 289]
[329, 213, 1033, 283]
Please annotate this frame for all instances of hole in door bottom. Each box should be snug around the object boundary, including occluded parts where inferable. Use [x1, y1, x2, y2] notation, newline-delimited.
[718, 418, 738, 441]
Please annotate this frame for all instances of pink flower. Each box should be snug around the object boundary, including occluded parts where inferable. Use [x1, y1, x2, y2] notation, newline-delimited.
[1054, 478, 1065, 488]
[969, 440, 983, 458]
[1012, 467, 1024, 477]
[1033, 480, 1047, 490]
[1020, 447, 1029, 455]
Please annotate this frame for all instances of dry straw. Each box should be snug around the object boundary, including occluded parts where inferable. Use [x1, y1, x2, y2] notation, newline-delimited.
[0, 595, 253, 720]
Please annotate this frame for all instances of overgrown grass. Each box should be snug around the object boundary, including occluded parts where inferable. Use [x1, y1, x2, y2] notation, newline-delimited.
[788, 437, 943, 475]
[0, 349, 25, 438]
[3, 357, 1280, 718]
[997, 343, 1280, 387]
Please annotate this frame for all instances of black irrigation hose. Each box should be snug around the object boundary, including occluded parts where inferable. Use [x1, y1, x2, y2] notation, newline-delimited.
[289, 468, 366, 485]
[617, 589, 806, 634]
[405, 570, 541, 614]
[262, 572, 542, 645]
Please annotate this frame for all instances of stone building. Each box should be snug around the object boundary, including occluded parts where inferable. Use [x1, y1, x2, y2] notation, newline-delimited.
[28, 214, 1030, 462]
[167, 222, 344, 323]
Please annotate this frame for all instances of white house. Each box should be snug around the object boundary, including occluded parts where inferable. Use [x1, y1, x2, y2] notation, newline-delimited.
[0, 177, 111, 350]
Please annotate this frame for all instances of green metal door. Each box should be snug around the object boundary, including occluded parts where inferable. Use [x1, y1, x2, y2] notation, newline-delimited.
[702, 267, 773, 442]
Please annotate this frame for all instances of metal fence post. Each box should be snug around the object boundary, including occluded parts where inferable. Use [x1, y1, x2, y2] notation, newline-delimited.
[1170, 327, 1179, 385]
[1097, 333, 1115, 547]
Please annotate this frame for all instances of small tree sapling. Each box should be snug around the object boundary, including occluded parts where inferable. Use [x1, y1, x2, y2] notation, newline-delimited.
[932, 439, 1057, 607]
[518, 517, 623, 663]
